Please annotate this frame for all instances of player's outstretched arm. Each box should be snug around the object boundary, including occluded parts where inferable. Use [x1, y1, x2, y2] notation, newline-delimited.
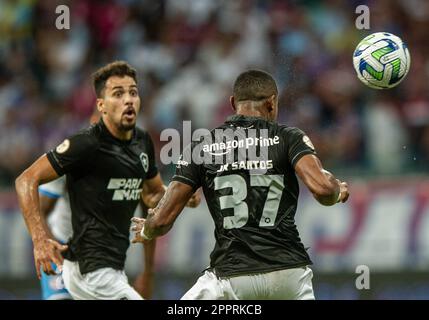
[131, 181, 195, 243]
[295, 154, 349, 206]
[15, 154, 68, 279]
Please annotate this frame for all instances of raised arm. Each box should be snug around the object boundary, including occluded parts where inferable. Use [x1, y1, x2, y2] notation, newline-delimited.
[132, 181, 195, 243]
[295, 154, 349, 206]
[15, 154, 68, 278]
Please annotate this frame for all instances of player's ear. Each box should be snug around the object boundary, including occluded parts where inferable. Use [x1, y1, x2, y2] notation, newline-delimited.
[270, 94, 277, 105]
[230, 96, 236, 112]
[266, 95, 278, 120]
[96, 98, 105, 114]
[265, 95, 275, 112]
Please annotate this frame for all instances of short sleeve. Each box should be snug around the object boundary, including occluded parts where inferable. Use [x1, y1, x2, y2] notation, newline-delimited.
[39, 176, 66, 199]
[46, 131, 98, 176]
[145, 133, 159, 180]
[172, 142, 202, 191]
[283, 127, 317, 168]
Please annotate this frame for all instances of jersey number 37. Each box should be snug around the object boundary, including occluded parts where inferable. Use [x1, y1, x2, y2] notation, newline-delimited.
[214, 174, 284, 229]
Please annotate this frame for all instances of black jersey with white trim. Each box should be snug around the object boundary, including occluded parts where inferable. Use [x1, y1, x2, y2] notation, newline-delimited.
[47, 119, 158, 274]
[173, 115, 315, 277]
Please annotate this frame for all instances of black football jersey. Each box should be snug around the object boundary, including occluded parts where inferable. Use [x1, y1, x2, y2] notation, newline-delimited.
[47, 119, 158, 274]
[173, 115, 316, 277]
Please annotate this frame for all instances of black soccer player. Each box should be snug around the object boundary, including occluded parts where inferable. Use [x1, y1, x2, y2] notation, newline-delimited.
[131, 70, 349, 300]
[15, 61, 200, 300]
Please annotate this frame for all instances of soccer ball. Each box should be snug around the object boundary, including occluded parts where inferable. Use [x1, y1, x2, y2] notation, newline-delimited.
[353, 32, 410, 89]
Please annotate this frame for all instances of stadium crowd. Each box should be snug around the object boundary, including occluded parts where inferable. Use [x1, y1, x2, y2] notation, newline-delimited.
[0, 0, 428, 187]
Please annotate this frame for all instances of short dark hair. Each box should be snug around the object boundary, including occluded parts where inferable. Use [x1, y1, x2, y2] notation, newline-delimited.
[233, 70, 278, 102]
[92, 61, 137, 97]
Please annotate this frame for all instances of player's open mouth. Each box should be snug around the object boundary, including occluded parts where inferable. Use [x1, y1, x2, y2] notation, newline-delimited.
[123, 108, 136, 120]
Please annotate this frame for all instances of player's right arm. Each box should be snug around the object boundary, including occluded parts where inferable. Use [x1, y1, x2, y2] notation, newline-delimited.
[16, 131, 97, 279]
[131, 181, 196, 242]
[131, 140, 202, 243]
[295, 154, 349, 206]
[15, 154, 68, 279]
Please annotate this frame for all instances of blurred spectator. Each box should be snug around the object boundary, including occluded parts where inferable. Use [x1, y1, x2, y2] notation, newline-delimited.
[365, 95, 409, 174]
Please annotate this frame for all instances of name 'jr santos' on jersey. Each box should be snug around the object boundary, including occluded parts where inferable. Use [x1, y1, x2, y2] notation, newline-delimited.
[173, 115, 317, 277]
[47, 118, 158, 274]
[131, 69, 349, 300]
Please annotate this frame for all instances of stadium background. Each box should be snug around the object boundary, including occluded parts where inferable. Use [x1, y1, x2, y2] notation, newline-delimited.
[0, 0, 428, 299]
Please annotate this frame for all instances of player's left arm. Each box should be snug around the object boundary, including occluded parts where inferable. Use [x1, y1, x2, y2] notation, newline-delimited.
[132, 181, 195, 242]
[141, 173, 166, 209]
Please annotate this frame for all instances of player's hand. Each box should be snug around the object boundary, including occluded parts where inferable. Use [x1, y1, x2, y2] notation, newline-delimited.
[131, 217, 149, 244]
[186, 189, 201, 208]
[33, 238, 68, 279]
[337, 180, 349, 203]
[133, 271, 154, 299]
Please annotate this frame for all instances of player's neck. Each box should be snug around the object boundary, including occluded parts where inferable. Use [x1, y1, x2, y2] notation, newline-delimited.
[235, 110, 268, 120]
[102, 117, 133, 141]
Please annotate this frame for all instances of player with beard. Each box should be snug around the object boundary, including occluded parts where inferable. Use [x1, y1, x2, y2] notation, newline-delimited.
[15, 61, 200, 299]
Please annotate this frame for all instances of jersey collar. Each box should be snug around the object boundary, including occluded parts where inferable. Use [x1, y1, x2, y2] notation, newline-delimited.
[98, 118, 136, 145]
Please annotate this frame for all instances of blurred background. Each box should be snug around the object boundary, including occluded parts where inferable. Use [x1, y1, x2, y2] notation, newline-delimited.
[1, 0, 429, 299]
